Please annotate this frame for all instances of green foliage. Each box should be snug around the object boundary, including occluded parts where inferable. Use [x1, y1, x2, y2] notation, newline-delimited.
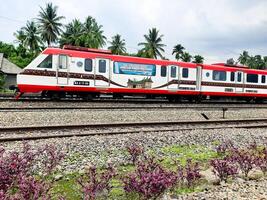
[59, 16, 106, 49]
[21, 21, 43, 53]
[108, 34, 127, 55]
[172, 44, 185, 60]
[0, 41, 36, 68]
[237, 50, 267, 69]
[37, 2, 65, 46]
[180, 52, 192, 62]
[0, 73, 6, 89]
[138, 28, 166, 59]
[193, 55, 204, 64]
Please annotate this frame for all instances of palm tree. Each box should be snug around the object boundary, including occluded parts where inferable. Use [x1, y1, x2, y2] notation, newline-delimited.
[181, 52, 192, 62]
[82, 16, 106, 48]
[108, 34, 126, 55]
[21, 21, 42, 53]
[37, 3, 64, 46]
[59, 19, 84, 46]
[193, 55, 204, 64]
[172, 44, 185, 60]
[14, 29, 26, 46]
[138, 28, 166, 59]
[263, 56, 267, 69]
[238, 51, 250, 65]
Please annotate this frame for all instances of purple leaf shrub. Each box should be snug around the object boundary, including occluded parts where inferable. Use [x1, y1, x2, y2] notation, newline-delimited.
[78, 164, 116, 200]
[0, 143, 64, 199]
[0, 143, 36, 192]
[178, 159, 202, 187]
[215, 140, 234, 155]
[230, 148, 255, 178]
[122, 157, 178, 200]
[126, 143, 144, 165]
[210, 157, 238, 183]
[12, 176, 52, 200]
[37, 144, 65, 175]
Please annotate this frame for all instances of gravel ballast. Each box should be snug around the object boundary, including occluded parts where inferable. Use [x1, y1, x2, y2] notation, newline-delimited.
[1, 109, 267, 127]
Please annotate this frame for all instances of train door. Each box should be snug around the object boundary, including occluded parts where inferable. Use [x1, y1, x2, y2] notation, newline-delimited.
[235, 71, 244, 92]
[57, 55, 69, 85]
[167, 65, 179, 89]
[196, 66, 202, 91]
[94, 58, 110, 86]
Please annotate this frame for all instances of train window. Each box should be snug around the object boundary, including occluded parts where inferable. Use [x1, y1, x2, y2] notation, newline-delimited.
[237, 72, 242, 82]
[37, 55, 52, 69]
[212, 70, 226, 81]
[247, 74, 258, 83]
[261, 75, 266, 83]
[206, 72, 210, 77]
[99, 60, 106, 73]
[170, 66, 177, 78]
[59, 55, 68, 69]
[230, 72, 235, 82]
[84, 59, 92, 72]
[182, 68, 189, 78]
[161, 66, 167, 77]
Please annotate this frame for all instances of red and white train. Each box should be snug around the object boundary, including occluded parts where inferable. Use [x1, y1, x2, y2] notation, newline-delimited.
[16, 45, 267, 102]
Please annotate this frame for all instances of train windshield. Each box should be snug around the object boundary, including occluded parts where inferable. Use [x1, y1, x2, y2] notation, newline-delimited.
[37, 55, 52, 69]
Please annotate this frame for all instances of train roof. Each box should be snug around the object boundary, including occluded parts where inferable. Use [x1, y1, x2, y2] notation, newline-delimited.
[42, 46, 267, 75]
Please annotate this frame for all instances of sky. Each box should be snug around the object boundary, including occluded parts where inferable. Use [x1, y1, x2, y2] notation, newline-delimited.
[0, 0, 267, 63]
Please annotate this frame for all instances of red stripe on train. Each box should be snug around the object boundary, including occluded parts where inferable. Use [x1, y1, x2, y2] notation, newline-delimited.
[17, 84, 267, 98]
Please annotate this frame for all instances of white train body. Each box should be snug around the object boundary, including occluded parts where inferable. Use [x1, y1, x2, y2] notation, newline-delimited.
[17, 45, 267, 101]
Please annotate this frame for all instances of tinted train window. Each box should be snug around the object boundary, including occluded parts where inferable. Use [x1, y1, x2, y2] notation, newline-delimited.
[170, 66, 177, 78]
[230, 72, 235, 82]
[37, 55, 52, 69]
[161, 66, 167, 77]
[262, 75, 266, 83]
[85, 59, 92, 72]
[247, 74, 258, 83]
[99, 60, 106, 73]
[213, 70, 226, 81]
[182, 68, 189, 78]
[59, 55, 68, 69]
[237, 72, 242, 82]
[161, 66, 166, 77]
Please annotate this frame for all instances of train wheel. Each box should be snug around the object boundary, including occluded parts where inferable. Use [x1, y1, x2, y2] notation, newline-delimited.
[51, 93, 60, 101]
[82, 94, 93, 101]
[167, 96, 175, 103]
[113, 94, 123, 99]
[255, 98, 264, 103]
[195, 96, 202, 104]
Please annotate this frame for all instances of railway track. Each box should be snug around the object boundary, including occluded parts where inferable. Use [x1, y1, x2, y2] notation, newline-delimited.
[1, 105, 267, 112]
[1, 94, 266, 104]
[0, 118, 266, 142]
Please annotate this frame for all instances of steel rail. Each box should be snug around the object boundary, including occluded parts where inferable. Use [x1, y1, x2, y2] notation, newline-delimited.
[1, 105, 267, 112]
[0, 118, 266, 142]
[0, 123, 266, 142]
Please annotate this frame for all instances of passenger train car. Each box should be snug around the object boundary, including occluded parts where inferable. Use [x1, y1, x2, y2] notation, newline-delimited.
[16, 45, 267, 102]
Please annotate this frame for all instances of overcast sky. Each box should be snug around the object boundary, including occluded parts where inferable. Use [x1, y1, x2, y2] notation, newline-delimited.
[0, 0, 267, 63]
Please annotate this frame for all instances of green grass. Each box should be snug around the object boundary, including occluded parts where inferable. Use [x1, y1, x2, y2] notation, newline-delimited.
[161, 145, 218, 168]
[51, 173, 81, 200]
